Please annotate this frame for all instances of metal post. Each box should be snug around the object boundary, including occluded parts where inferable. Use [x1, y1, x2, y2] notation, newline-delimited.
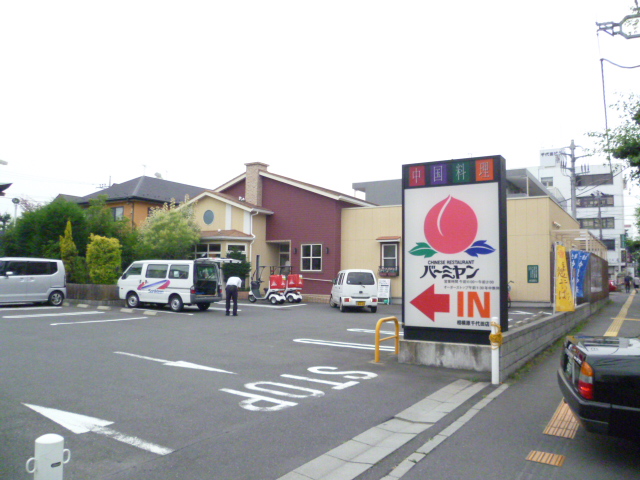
[25, 434, 71, 480]
[490, 317, 501, 385]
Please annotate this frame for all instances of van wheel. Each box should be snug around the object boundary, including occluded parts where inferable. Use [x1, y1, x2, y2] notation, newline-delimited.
[126, 292, 140, 308]
[329, 296, 337, 308]
[169, 295, 184, 312]
[48, 291, 64, 307]
[197, 303, 210, 311]
[339, 300, 346, 312]
[369, 306, 377, 313]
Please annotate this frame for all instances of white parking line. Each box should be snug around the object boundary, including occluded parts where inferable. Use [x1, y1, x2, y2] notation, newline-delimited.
[51, 317, 148, 326]
[3, 311, 104, 319]
[0, 306, 62, 311]
[347, 328, 404, 336]
[294, 339, 396, 351]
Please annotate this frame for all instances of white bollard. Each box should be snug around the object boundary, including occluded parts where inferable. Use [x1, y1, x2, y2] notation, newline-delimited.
[26, 434, 71, 480]
[490, 317, 501, 385]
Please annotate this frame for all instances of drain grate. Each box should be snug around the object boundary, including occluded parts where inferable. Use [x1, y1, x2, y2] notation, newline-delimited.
[543, 401, 579, 439]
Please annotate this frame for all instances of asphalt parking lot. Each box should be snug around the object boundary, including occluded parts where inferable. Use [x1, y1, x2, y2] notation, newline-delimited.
[0, 300, 484, 479]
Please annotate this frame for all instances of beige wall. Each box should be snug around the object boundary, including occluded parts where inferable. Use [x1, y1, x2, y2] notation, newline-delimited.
[507, 197, 580, 303]
[341, 197, 585, 305]
[341, 205, 403, 299]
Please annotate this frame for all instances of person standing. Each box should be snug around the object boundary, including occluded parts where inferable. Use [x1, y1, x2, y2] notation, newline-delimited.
[624, 275, 632, 293]
[225, 276, 242, 316]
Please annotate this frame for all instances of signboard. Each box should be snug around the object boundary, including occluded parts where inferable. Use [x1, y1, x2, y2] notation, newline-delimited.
[540, 148, 565, 167]
[378, 279, 391, 304]
[527, 265, 539, 283]
[402, 156, 508, 345]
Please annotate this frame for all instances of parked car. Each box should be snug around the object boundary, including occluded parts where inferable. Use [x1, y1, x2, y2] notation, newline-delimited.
[118, 258, 224, 312]
[557, 334, 640, 440]
[0, 257, 66, 306]
[329, 269, 378, 313]
[609, 281, 618, 292]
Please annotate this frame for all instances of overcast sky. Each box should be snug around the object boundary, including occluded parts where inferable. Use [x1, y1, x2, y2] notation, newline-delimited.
[1, 1, 639, 222]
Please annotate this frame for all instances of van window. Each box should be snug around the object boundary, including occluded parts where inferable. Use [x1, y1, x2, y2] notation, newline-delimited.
[346, 272, 375, 285]
[28, 261, 57, 275]
[4, 261, 28, 275]
[147, 264, 168, 279]
[170, 265, 190, 279]
[124, 263, 143, 277]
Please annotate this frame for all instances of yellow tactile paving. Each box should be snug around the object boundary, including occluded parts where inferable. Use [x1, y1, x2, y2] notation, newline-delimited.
[543, 401, 579, 439]
[526, 450, 566, 467]
[605, 292, 635, 337]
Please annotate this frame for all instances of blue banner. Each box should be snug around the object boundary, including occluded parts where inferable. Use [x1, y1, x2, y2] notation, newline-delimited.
[570, 250, 591, 298]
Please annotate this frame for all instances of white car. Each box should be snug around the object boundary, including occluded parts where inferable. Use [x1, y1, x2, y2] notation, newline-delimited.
[329, 269, 378, 313]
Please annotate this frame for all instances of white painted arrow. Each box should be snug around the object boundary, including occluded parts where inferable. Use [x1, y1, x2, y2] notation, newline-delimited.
[23, 404, 173, 455]
[114, 351, 236, 374]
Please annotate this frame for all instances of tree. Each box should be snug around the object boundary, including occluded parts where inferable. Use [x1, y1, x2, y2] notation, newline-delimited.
[0, 213, 11, 231]
[591, 94, 640, 178]
[60, 220, 78, 281]
[221, 248, 252, 282]
[86, 234, 122, 284]
[2, 198, 88, 258]
[136, 199, 200, 260]
[85, 195, 138, 268]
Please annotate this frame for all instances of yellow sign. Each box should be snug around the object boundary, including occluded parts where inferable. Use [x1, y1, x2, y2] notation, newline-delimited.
[555, 245, 575, 312]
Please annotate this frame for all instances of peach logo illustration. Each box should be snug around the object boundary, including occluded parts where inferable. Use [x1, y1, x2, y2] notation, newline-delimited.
[410, 196, 495, 258]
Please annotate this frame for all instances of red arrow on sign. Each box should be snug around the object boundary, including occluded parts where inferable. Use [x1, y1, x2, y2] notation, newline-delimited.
[410, 285, 450, 321]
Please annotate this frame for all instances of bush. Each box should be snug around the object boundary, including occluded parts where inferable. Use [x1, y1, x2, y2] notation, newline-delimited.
[86, 235, 122, 284]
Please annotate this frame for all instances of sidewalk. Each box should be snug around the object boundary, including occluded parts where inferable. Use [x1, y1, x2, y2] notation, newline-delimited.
[276, 292, 640, 480]
[395, 291, 640, 480]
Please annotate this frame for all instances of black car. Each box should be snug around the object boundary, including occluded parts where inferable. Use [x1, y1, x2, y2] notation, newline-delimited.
[558, 335, 640, 441]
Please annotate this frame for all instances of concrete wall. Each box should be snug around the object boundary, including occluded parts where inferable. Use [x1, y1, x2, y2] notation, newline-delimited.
[399, 298, 607, 381]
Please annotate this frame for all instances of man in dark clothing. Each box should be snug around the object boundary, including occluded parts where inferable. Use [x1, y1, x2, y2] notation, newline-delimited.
[225, 276, 242, 316]
[624, 275, 632, 293]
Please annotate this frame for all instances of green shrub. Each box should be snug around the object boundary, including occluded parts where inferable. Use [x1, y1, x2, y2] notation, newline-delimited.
[86, 234, 122, 284]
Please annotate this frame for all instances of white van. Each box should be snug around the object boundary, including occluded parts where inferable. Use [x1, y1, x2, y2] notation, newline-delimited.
[329, 269, 379, 313]
[118, 258, 224, 312]
[0, 257, 67, 306]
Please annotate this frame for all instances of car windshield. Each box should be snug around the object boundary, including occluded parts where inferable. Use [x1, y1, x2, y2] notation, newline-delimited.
[346, 272, 375, 285]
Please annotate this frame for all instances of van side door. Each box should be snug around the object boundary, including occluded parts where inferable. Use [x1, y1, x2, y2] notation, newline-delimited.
[139, 263, 169, 303]
[0, 260, 29, 303]
[25, 261, 56, 303]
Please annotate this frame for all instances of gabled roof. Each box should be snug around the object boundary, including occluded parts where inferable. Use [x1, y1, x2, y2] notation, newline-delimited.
[186, 190, 274, 214]
[200, 229, 254, 240]
[70, 176, 208, 205]
[215, 170, 377, 207]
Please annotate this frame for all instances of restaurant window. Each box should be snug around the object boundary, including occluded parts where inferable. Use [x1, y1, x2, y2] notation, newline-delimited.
[301, 244, 322, 271]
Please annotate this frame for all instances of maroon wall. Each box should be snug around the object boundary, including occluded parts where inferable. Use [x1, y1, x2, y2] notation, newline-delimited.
[220, 177, 356, 295]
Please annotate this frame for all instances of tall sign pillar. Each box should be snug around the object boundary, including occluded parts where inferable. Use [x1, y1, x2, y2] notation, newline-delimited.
[402, 156, 508, 345]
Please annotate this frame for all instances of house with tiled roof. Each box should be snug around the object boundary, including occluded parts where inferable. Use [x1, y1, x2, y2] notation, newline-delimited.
[62, 176, 208, 228]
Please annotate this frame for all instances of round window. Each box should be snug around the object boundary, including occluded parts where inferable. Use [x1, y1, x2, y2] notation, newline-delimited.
[203, 210, 215, 225]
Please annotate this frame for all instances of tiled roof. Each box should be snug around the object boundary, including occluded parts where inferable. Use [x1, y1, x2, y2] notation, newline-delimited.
[215, 169, 377, 207]
[73, 176, 208, 205]
[200, 229, 254, 239]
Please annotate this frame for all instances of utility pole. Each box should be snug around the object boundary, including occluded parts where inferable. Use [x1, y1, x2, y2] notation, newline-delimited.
[569, 140, 577, 219]
[559, 139, 590, 219]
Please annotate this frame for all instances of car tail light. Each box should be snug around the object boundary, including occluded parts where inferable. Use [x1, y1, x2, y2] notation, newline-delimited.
[578, 361, 595, 400]
[190, 286, 196, 294]
[372, 298, 378, 303]
[344, 297, 352, 303]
